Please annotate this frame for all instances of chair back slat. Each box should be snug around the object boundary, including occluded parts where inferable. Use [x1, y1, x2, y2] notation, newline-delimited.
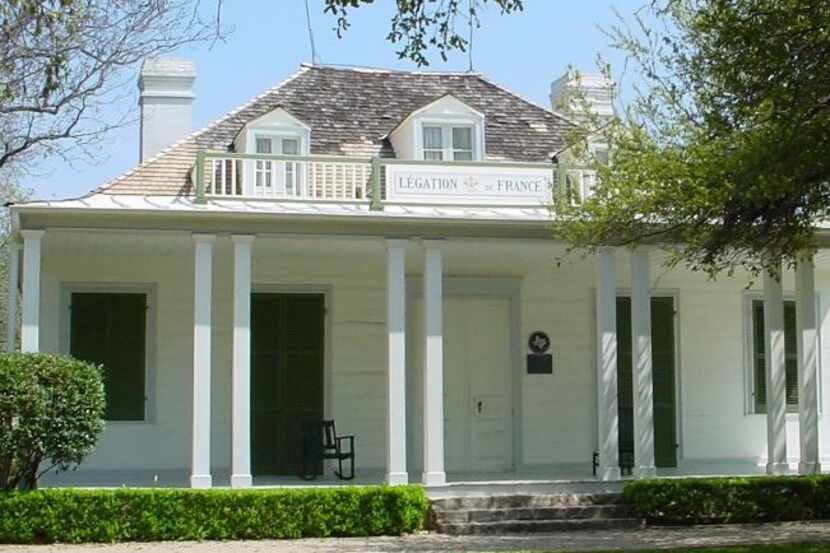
[322, 420, 336, 448]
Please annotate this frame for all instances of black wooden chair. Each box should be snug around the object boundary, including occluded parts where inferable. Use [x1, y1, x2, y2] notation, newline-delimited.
[300, 419, 355, 481]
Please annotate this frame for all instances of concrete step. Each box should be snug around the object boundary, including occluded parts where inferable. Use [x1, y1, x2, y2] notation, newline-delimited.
[428, 493, 642, 535]
[430, 492, 625, 511]
[436, 517, 642, 535]
[433, 504, 635, 524]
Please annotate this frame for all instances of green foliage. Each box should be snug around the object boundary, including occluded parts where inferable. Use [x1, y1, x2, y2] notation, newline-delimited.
[0, 486, 428, 543]
[0, 179, 29, 347]
[555, 0, 830, 277]
[323, 0, 524, 66]
[0, 353, 105, 490]
[623, 476, 830, 524]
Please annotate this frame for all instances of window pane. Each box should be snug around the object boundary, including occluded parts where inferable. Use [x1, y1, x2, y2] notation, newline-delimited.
[594, 147, 610, 165]
[424, 150, 443, 161]
[281, 138, 299, 155]
[751, 299, 798, 412]
[70, 292, 146, 421]
[452, 127, 472, 150]
[423, 126, 443, 149]
[453, 150, 473, 161]
[256, 137, 272, 154]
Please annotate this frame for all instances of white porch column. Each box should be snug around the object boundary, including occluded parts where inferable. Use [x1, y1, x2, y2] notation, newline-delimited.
[422, 240, 446, 486]
[631, 248, 656, 479]
[763, 263, 789, 475]
[386, 239, 408, 485]
[191, 233, 215, 489]
[231, 235, 254, 488]
[796, 255, 821, 474]
[596, 247, 620, 480]
[5, 241, 20, 352]
[20, 230, 44, 353]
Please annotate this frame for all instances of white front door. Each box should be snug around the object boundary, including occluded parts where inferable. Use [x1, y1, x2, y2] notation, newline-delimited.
[409, 296, 513, 473]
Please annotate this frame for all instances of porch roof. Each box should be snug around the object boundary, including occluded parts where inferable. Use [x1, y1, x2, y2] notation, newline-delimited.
[12, 193, 553, 223]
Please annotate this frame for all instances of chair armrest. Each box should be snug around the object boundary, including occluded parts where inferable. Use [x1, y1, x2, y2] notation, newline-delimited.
[335, 435, 355, 454]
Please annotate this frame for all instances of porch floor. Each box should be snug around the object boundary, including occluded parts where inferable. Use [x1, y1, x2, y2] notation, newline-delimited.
[38, 460, 798, 494]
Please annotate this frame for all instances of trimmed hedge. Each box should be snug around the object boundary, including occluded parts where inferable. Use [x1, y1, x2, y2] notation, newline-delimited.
[623, 475, 830, 525]
[0, 485, 428, 544]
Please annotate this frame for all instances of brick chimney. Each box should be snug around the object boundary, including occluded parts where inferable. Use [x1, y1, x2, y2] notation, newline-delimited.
[138, 58, 196, 163]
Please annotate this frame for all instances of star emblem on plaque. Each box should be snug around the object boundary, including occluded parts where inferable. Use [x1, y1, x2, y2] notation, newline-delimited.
[528, 330, 550, 354]
[527, 330, 553, 374]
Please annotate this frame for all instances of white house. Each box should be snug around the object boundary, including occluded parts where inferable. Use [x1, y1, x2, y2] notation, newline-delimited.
[8, 60, 828, 490]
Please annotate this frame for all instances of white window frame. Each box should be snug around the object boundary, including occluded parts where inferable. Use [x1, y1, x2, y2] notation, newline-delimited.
[254, 136, 274, 190]
[246, 132, 306, 197]
[742, 291, 823, 416]
[60, 282, 157, 425]
[416, 119, 483, 162]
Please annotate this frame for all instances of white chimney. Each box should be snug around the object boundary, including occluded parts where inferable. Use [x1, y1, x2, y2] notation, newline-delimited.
[138, 58, 196, 162]
[550, 71, 614, 124]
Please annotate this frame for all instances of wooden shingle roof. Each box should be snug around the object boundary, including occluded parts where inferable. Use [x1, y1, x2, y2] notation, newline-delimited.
[98, 64, 574, 196]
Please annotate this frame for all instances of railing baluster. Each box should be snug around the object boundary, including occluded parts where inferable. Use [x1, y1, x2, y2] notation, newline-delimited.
[309, 161, 315, 199]
[331, 163, 340, 200]
[219, 159, 228, 196]
[221, 159, 227, 195]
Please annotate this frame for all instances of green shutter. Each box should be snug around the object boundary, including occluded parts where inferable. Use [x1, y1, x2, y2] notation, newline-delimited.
[784, 302, 799, 405]
[752, 299, 798, 413]
[70, 292, 147, 421]
[651, 296, 677, 467]
[615, 297, 634, 458]
[617, 296, 677, 467]
[752, 300, 767, 413]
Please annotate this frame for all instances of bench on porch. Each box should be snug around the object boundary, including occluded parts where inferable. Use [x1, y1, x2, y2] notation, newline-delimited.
[300, 420, 355, 481]
[592, 448, 635, 477]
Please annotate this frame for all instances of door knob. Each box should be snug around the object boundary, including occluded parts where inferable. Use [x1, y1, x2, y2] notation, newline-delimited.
[477, 400, 483, 414]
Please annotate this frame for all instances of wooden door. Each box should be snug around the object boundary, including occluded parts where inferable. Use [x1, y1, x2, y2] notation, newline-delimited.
[251, 293, 324, 475]
[443, 297, 512, 472]
[467, 297, 512, 472]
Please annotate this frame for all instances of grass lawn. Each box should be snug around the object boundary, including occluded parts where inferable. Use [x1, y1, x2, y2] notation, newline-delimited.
[532, 545, 830, 553]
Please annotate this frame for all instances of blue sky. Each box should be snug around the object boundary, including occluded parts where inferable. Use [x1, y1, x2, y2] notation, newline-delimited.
[24, 1, 646, 200]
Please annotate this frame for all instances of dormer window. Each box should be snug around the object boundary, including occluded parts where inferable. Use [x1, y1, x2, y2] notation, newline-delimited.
[388, 94, 484, 161]
[235, 108, 309, 197]
[422, 125, 475, 161]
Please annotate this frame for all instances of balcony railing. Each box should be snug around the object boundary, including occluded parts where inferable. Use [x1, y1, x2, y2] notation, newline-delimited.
[194, 152, 374, 202]
[193, 151, 596, 208]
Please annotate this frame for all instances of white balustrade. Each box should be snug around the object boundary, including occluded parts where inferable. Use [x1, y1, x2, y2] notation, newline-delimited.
[202, 156, 372, 201]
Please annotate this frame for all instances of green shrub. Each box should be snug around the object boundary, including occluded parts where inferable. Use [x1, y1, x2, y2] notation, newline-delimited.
[624, 475, 830, 524]
[0, 353, 105, 490]
[0, 485, 429, 543]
